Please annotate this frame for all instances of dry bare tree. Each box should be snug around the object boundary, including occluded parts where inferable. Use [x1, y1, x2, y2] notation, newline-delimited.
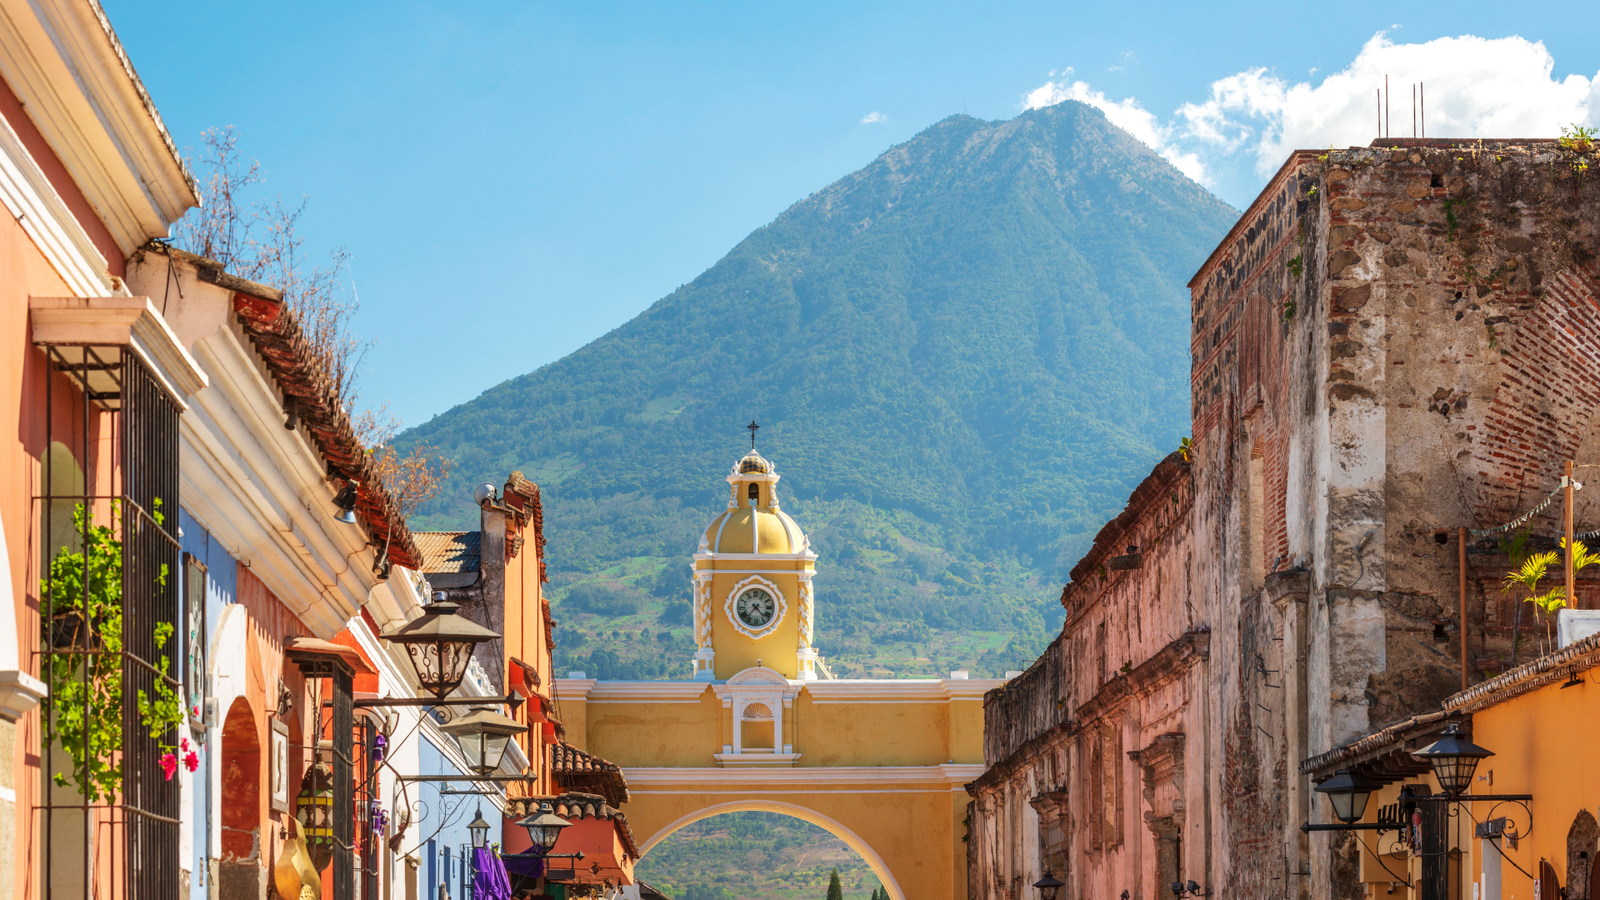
[369, 442, 457, 521]
[173, 126, 449, 510]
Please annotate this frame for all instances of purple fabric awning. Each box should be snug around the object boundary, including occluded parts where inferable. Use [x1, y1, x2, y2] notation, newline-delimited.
[473, 848, 513, 900]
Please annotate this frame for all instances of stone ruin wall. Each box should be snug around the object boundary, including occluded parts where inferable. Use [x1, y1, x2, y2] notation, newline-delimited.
[1194, 138, 1600, 900]
[973, 137, 1600, 900]
[972, 454, 1199, 900]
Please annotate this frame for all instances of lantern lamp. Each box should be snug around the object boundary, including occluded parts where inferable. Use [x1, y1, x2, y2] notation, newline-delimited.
[295, 754, 336, 872]
[517, 801, 571, 852]
[437, 706, 527, 776]
[1034, 869, 1064, 900]
[1315, 768, 1383, 824]
[1411, 722, 1494, 797]
[378, 595, 500, 699]
[468, 809, 491, 850]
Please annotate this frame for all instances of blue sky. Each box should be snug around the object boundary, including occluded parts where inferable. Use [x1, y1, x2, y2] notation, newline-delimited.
[103, 1, 1600, 429]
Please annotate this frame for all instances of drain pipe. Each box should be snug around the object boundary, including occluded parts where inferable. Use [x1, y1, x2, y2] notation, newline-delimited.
[1459, 527, 1469, 692]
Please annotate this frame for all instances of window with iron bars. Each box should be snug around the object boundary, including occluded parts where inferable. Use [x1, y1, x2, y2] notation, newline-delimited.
[38, 346, 181, 900]
[289, 652, 356, 900]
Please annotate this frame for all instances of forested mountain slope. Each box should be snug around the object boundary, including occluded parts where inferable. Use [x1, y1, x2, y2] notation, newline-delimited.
[398, 101, 1237, 677]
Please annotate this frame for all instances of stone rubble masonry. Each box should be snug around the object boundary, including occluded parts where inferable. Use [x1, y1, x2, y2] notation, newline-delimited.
[968, 137, 1600, 900]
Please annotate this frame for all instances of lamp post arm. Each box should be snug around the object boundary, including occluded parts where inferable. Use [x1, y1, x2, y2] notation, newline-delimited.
[353, 692, 521, 709]
[1406, 793, 1532, 803]
[1300, 823, 1396, 833]
[398, 774, 533, 783]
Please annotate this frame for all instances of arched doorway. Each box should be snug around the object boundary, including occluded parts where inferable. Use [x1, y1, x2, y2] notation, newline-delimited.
[1569, 810, 1600, 900]
[638, 801, 905, 900]
[220, 697, 263, 900]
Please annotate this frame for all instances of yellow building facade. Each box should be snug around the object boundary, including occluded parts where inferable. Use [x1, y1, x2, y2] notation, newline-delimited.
[555, 448, 1000, 900]
[1298, 630, 1600, 900]
[1449, 632, 1600, 900]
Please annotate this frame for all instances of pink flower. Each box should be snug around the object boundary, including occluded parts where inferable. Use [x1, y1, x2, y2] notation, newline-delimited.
[180, 738, 190, 752]
[160, 752, 178, 781]
[183, 750, 199, 773]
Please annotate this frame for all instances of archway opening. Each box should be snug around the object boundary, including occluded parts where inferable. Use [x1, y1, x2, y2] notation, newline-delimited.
[219, 697, 262, 898]
[637, 803, 899, 900]
[1569, 809, 1599, 900]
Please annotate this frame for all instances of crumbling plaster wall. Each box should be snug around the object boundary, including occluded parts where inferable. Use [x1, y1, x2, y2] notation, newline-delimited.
[974, 138, 1600, 900]
[1197, 139, 1600, 900]
[973, 457, 1201, 900]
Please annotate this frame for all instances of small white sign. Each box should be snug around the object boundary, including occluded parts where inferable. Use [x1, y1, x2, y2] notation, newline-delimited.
[270, 719, 291, 814]
[1557, 609, 1600, 649]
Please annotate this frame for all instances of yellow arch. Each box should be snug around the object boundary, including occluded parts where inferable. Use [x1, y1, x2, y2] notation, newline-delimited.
[638, 799, 907, 900]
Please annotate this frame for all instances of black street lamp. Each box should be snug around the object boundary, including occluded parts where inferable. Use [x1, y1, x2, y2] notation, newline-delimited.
[379, 595, 500, 700]
[468, 809, 491, 850]
[518, 801, 572, 851]
[439, 706, 527, 776]
[1033, 869, 1064, 900]
[1304, 725, 1530, 834]
[1314, 769, 1383, 824]
[1411, 722, 1495, 797]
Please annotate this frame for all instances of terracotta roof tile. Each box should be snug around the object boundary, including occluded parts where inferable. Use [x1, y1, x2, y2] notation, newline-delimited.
[414, 531, 481, 575]
[550, 743, 629, 805]
[509, 791, 639, 858]
[207, 251, 419, 569]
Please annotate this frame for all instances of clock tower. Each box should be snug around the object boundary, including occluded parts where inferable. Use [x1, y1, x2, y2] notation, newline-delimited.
[690, 441, 819, 681]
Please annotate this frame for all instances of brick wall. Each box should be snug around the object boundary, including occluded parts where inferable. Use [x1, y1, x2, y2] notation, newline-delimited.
[973, 137, 1600, 900]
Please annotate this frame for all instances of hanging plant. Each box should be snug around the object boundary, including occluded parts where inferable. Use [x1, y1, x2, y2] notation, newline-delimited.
[42, 501, 191, 802]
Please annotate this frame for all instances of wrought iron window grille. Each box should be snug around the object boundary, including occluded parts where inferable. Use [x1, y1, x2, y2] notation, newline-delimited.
[38, 347, 182, 900]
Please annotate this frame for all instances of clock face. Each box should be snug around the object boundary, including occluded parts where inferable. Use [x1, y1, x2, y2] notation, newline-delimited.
[736, 588, 777, 627]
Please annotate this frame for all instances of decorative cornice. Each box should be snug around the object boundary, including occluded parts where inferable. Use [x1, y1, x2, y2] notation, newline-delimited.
[1075, 626, 1210, 723]
[222, 266, 419, 569]
[805, 679, 1005, 703]
[175, 324, 381, 637]
[0, 104, 112, 295]
[1443, 629, 1600, 715]
[622, 764, 984, 787]
[585, 682, 711, 704]
[553, 678, 598, 700]
[0, 669, 47, 722]
[29, 295, 208, 403]
[0, 0, 198, 254]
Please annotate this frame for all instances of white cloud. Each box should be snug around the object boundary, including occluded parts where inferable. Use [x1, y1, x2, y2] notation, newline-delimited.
[861, 111, 887, 124]
[1180, 33, 1598, 177]
[1024, 75, 1207, 182]
[1025, 33, 1600, 192]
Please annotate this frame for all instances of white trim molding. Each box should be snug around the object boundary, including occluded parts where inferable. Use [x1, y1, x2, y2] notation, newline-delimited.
[622, 763, 985, 787]
[636, 799, 907, 900]
[0, 0, 198, 255]
[0, 669, 47, 721]
[0, 104, 113, 295]
[585, 682, 711, 704]
[30, 295, 208, 405]
[803, 678, 1007, 703]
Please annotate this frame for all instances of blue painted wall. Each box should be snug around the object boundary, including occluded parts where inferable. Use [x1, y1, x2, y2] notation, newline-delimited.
[178, 509, 238, 900]
[415, 735, 504, 900]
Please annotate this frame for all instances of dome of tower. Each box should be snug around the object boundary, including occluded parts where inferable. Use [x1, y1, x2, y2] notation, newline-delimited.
[698, 449, 810, 555]
[702, 506, 806, 554]
[735, 450, 772, 475]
